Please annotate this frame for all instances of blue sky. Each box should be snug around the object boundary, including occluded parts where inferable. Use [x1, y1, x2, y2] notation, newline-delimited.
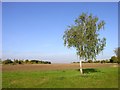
[2, 2, 118, 63]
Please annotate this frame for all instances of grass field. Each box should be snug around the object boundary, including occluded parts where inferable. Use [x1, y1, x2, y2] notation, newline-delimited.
[2, 63, 119, 88]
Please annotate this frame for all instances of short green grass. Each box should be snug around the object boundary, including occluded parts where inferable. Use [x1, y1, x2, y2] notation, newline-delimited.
[2, 67, 118, 88]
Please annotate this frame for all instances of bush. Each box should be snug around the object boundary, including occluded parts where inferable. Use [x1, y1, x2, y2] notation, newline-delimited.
[118, 58, 120, 64]
[105, 60, 110, 63]
[2, 59, 13, 64]
[101, 60, 106, 64]
[25, 59, 29, 64]
[18, 60, 24, 64]
[94, 60, 100, 63]
[2, 59, 51, 65]
[88, 60, 93, 63]
[30, 60, 39, 64]
[110, 56, 118, 63]
[14, 59, 19, 63]
[0, 59, 2, 64]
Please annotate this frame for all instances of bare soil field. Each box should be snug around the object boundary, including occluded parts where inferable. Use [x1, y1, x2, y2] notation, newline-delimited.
[2, 63, 118, 72]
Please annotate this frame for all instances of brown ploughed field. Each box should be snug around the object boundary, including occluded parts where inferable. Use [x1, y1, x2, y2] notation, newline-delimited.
[2, 63, 118, 72]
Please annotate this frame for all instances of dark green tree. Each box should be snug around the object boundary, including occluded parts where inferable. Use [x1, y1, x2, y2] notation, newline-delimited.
[63, 13, 106, 74]
[25, 59, 29, 64]
[0, 58, 1, 64]
[88, 60, 93, 63]
[101, 60, 106, 64]
[114, 47, 120, 64]
[110, 56, 118, 63]
[18, 60, 24, 64]
[2, 59, 13, 64]
[13, 59, 19, 64]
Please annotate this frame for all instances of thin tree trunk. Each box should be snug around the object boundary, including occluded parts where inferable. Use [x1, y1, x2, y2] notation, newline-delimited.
[79, 60, 83, 74]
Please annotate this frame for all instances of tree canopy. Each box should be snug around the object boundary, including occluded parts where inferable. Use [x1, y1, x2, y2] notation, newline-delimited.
[63, 13, 106, 60]
[114, 47, 120, 64]
[114, 47, 120, 58]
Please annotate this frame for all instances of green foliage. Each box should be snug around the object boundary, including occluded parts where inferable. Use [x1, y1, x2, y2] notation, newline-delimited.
[73, 62, 79, 63]
[101, 60, 106, 64]
[118, 59, 120, 64]
[88, 60, 93, 63]
[0, 58, 1, 64]
[2, 59, 13, 64]
[14, 59, 19, 64]
[30, 60, 51, 64]
[114, 47, 120, 64]
[63, 13, 106, 60]
[25, 59, 29, 64]
[114, 47, 120, 57]
[2, 59, 51, 65]
[30, 60, 39, 64]
[18, 60, 24, 64]
[72, 60, 111, 63]
[105, 60, 110, 63]
[110, 56, 118, 63]
[94, 60, 100, 63]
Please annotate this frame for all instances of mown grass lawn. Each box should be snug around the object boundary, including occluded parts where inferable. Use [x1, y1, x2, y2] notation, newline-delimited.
[2, 67, 118, 88]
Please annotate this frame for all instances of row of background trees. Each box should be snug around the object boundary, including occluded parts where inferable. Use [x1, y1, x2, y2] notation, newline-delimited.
[73, 47, 120, 64]
[73, 56, 119, 64]
[2, 55, 119, 65]
[1, 47, 120, 65]
[2, 59, 51, 65]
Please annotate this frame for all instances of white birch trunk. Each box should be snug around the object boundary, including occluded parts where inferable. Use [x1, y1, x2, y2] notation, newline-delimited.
[79, 60, 83, 74]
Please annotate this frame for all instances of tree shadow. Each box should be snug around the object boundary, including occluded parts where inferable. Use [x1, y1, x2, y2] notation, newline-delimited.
[77, 68, 100, 74]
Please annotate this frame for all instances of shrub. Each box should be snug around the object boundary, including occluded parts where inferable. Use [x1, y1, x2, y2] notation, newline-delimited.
[13, 59, 19, 64]
[110, 56, 118, 63]
[2, 59, 13, 64]
[105, 60, 110, 63]
[18, 60, 24, 64]
[101, 60, 105, 64]
[0, 59, 2, 64]
[30, 60, 39, 64]
[94, 60, 100, 63]
[88, 60, 93, 63]
[25, 59, 29, 63]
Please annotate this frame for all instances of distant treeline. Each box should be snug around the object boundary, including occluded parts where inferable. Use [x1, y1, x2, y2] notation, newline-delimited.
[73, 56, 120, 64]
[2, 59, 51, 65]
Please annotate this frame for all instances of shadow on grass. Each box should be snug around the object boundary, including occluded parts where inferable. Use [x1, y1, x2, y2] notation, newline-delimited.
[77, 68, 100, 74]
